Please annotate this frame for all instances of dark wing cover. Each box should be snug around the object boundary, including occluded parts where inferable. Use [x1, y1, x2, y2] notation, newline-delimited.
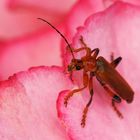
[95, 56, 134, 103]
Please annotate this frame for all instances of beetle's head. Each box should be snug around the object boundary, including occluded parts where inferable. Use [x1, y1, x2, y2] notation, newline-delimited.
[68, 58, 83, 72]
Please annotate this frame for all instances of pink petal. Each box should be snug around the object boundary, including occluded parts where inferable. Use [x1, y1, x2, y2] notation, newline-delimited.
[8, 0, 77, 15]
[0, 0, 46, 38]
[66, 0, 106, 38]
[104, 0, 140, 8]
[1, 0, 73, 38]
[0, 66, 73, 139]
[57, 1, 140, 140]
[0, 28, 63, 80]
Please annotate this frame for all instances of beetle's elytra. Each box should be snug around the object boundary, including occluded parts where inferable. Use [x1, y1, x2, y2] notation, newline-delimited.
[38, 18, 134, 127]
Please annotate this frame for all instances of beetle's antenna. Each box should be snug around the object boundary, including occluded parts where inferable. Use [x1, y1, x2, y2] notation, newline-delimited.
[37, 18, 75, 59]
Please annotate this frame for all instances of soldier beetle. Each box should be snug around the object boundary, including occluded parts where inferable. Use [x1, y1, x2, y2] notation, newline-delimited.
[38, 18, 134, 127]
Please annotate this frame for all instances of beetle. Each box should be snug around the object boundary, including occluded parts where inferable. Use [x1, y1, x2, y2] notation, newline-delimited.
[38, 18, 134, 127]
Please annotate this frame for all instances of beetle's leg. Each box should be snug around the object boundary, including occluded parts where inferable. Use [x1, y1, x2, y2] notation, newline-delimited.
[79, 36, 88, 48]
[112, 95, 123, 118]
[110, 57, 122, 68]
[67, 36, 90, 54]
[67, 45, 91, 57]
[69, 71, 73, 82]
[102, 84, 123, 118]
[64, 71, 88, 107]
[71, 47, 87, 53]
[110, 52, 114, 61]
[79, 36, 100, 59]
[79, 36, 92, 57]
[110, 52, 122, 68]
[67, 45, 89, 54]
[81, 72, 94, 127]
[79, 36, 100, 58]
[96, 77, 123, 118]
[91, 48, 99, 58]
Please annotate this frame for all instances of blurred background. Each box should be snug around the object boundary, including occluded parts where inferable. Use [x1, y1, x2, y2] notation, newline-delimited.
[0, 0, 77, 80]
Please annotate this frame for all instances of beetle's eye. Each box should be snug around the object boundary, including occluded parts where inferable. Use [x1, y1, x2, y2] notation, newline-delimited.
[76, 65, 81, 70]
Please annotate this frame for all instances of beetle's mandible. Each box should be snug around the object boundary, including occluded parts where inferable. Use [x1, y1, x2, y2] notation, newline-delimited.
[38, 18, 134, 128]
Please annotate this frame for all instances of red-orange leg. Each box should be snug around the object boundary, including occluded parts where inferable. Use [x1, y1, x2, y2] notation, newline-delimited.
[72, 47, 89, 53]
[112, 97, 123, 118]
[68, 71, 73, 82]
[64, 71, 89, 107]
[91, 48, 99, 59]
[101, 84, 123, 118]
[81, 72, 94, 127]
[110, 57, 122, 68]
[66, 45, 89, 57]
[109, 51, 122, 68]
[67, 36, 91, 57]
[79, 36, 92, 57]
[110, 52, 114, 62]
[110, 56, 123, 117]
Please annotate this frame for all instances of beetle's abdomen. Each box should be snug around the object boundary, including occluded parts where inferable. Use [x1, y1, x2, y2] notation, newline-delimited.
[95, 56, 134, 103]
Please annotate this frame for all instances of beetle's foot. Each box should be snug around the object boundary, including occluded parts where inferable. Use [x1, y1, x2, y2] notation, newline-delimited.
[64, 92, 73, 107]
[110, 52, 114, 61]
[79, 36, 87, 47]
[112, 101, 123, 119]
[116, 110, 123, 119]
[81, 107, 88, 128]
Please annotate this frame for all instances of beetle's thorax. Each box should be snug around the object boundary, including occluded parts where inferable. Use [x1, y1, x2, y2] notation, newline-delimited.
[81, 56, 97, 72]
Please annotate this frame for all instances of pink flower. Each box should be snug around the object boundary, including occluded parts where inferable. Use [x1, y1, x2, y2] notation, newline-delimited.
[0, 0, 139, 140]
